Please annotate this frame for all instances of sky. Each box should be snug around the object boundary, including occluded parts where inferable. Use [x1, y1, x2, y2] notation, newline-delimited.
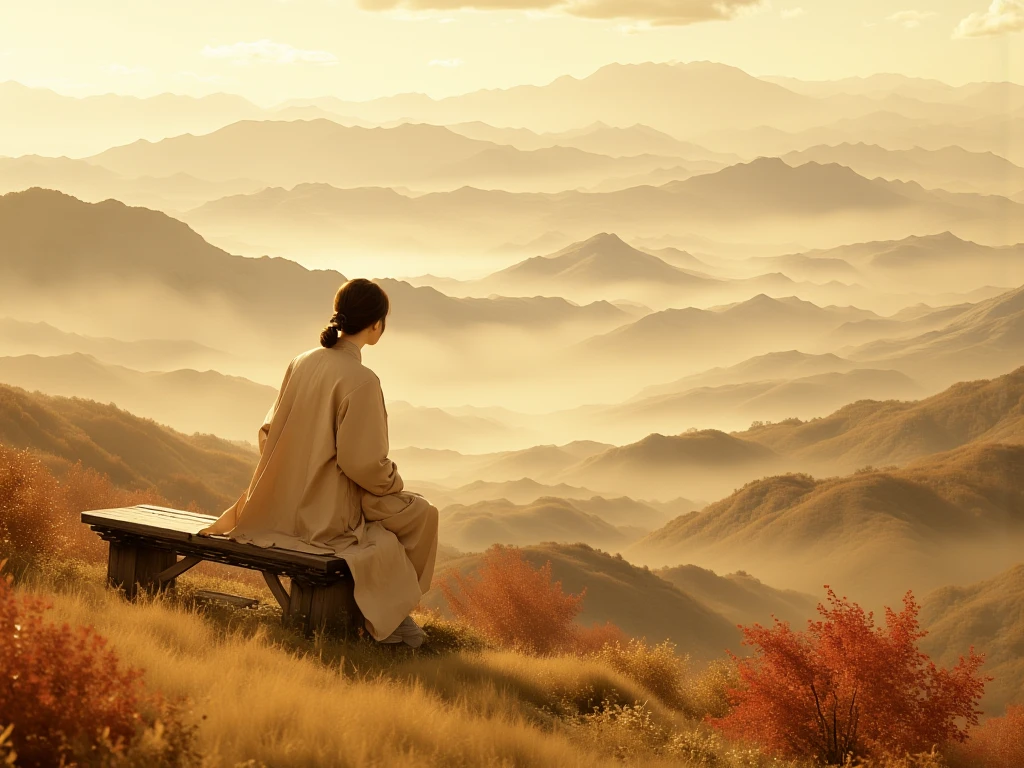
[0, 0, 1022, 104]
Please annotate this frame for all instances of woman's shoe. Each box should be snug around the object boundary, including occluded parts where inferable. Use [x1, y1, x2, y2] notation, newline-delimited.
[379, 615, 425, 648]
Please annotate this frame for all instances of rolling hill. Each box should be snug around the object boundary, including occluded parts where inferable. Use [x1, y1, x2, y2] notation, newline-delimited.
[740, 364, 1024, 472]
[571, 294, 878, 374]
[655, 564, 817, 627]
[629, 351, 859, 400]
[184, 159, 1024, 261]
[633, 442, 1024, 603]
[0, 154, 265, 212]
[0, 317, 232, 372]
[782, 143, 1024, 196]
[0, 353, 276, 442]
[785, 232, 1024, 295]
[597, 369, 923, 435]
[85, 119, 678, 193]
[920, 564, 1024, 716]
[424, 541, 742, 659]
[0, 383, 256, 511]
[446, 120, 735, 162]
[556, 429, 782, 501]
[848, 283, 1024, 386]
[0, 81, 260, 158]
[439, 497, 633, 551]
[286, 61, 824, 136]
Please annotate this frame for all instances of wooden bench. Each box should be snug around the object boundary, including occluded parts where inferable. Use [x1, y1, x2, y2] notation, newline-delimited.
[82, 505, 362, 638]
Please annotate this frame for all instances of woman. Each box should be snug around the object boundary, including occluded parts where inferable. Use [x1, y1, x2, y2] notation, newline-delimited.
[199, 278, 439, 648]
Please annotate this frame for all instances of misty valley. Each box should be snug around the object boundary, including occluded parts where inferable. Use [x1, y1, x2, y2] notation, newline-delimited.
[2, 45, 1023, 768]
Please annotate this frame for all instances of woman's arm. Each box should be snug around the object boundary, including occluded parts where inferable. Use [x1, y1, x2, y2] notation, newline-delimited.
[258, 358, 295, 455]
[335, 377, 403, 496]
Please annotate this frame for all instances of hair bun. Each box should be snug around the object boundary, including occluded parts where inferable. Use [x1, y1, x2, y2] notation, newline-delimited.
[320, 324, 340, 348]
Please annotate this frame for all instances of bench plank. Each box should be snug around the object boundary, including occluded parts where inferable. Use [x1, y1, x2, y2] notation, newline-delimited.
[82, 506, 350, 574]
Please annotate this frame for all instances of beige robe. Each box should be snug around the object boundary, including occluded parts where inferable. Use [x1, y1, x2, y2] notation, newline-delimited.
[198, 338, 439, 641]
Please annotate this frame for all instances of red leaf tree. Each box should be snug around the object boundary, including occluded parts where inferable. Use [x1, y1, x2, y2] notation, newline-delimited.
[439, 544, 623, 655]
[710, 586, 989, 765]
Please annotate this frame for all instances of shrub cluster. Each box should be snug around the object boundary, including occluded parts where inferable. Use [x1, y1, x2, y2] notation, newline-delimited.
[0, 444, 167, 566]
[0, 562, 198, 767]
[439, 544, 626, 655]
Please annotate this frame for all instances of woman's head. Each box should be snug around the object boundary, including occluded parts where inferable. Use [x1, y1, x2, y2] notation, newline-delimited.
[320, 278, 390, 349]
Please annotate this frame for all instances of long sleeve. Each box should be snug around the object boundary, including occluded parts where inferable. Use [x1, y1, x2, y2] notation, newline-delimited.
[258, 359, 295, 456]
[336, 378, 403, 496]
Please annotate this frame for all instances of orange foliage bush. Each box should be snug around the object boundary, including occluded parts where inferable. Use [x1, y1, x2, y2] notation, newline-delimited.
[0, 564, 197, 767]
[0, 444, 168, 563]
[439, 544, 624, 655]
[711, 586, 989, 765]
[952, 705, 1024, 768]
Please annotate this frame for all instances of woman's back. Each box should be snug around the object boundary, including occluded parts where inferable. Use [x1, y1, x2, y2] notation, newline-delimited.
[199, 278, 437, 645]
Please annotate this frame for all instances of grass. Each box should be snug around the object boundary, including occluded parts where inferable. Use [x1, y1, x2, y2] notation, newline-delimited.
[10, 557, 976, 767]
[11, 559, 747, 768]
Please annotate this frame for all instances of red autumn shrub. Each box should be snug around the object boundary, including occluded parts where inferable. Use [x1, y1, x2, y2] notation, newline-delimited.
[0, 445, 62, 557]
[951, 705, 1024, 768]
[439, 544, 624, 655]
[0, 444, 169, 563]
[711, 586, 989, 765]
[0, 565, 196, 767]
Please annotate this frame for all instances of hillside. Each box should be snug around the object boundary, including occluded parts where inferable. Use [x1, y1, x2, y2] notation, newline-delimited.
[780, 232, 1024, 295]
[0, 81, 260, 157]
[557, 429, 781, 500]
[634, 442, 1024, 603]
[0, 383, 256, 511]
[601, 369, 922, 435]
[439, 497, 633, 551]
[424, 542, 741, 659]
[487, 232, 723, 288]
[740, 364, 1024, 471]
[629, 351, 858, 400]
[0, 352, 276, 442]
[0, 317, 232, 372]
[920, 564, 1024, 716]
[86, 119, 674, 193]
[572, 294, 877, 373]
[849, 283, 1024, 386]
[655, 564, 817, 627]
[782, 143, 1024, 195]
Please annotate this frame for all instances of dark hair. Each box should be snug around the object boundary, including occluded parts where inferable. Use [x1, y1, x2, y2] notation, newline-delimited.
[320, 278, 390, 348]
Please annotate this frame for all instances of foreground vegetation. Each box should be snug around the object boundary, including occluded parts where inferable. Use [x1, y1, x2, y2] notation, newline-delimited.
[1, 442, 1022, 767]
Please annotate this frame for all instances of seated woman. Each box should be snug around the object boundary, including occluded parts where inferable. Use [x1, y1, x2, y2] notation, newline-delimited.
[199, 278, 439, 647]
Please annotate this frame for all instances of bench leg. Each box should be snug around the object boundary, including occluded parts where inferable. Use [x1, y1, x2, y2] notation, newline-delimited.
[107, 541, 178, 599]
[286, 578, 362, 639]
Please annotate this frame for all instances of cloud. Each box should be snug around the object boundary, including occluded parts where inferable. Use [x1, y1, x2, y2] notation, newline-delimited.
[953, 0, 1024, 37]
[886, 9, 936, 27]
[202, 39, 338, 65]
[780, 6, 804, 18]
[357, 0, 767, 26]
[429, 57, 464, 66]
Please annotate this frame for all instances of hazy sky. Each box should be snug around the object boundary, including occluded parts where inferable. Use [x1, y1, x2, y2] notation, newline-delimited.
[1, 0, 1021, 103]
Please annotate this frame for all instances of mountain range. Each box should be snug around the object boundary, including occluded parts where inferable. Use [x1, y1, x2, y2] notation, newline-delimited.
[84, 119, 680, 194]
[633, 441, 1024, 603]
[184, 158, 1024, 263]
